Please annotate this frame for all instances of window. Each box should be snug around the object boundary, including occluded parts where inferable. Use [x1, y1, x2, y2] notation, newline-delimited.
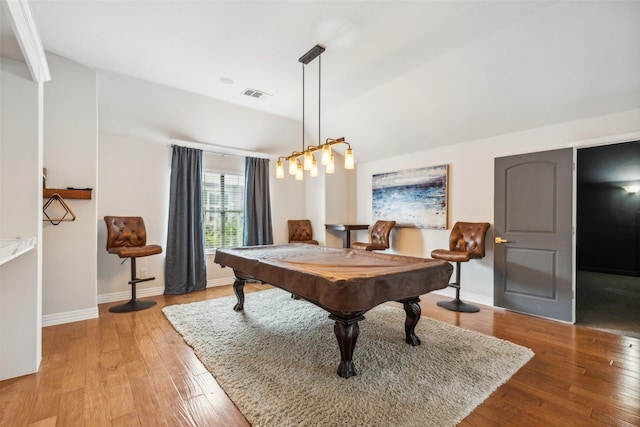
[202, 171, 244, 250]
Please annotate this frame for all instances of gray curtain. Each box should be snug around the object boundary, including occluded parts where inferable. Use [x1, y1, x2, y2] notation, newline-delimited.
[164, 145, 207, 294]
[243, 157, 273, 246]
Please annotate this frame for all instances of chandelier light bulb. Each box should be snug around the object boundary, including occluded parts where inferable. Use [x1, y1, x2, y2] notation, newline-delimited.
[310, 157, 318, 177]
[321, 144, 331, 165]
[344, 148, 354, 169]
[289, 157, 298, 175]
[303, 150, 313, 171]
[295, 161, 304, 180]
[276, 159, 285, 178]
[326, 153, 335, 174]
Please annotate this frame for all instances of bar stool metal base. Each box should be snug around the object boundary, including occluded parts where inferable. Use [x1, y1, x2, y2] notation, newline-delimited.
[109, 299, 157, 313]
[436, 298, 479, 313]
[436, 261, 480, 313]
[109, 257, 157, 313]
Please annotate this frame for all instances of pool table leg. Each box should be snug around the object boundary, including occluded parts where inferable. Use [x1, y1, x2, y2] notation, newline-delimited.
[401, 297, 422, 346]
[329, 314, 365, 379]
[233, 278, 245, 311]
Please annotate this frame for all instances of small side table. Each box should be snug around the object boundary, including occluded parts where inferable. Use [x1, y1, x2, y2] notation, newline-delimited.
[325, 224, 369, 248]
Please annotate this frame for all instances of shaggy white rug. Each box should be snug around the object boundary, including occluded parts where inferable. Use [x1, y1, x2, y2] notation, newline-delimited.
[163, 289, 533, 427]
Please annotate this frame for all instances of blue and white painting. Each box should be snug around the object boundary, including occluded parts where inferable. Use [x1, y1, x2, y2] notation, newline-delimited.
[372, 164, 448, 229]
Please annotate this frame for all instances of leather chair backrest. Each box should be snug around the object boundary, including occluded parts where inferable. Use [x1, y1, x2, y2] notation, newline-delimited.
[370, 220, 396, 249]
[288, 219, 314, 242]
[104, 216, 148, 250]
[448, 222, 490, 258]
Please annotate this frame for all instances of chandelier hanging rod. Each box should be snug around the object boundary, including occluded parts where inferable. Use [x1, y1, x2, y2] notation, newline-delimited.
[275, 44, 355, 180]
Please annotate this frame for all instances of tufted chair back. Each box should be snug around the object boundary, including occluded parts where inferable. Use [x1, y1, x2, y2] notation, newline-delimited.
[351, 220, 396, 251]
[288, 219, 319, 245]
[448, 222, 490, 259]
[105, 216, 148, 250]
[370, 220, 396, 248]
[104, 216, 163, 258]
[431, 222, 490, 264]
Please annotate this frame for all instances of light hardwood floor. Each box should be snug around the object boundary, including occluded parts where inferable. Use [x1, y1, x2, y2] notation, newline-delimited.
[1, 284, 638, 426]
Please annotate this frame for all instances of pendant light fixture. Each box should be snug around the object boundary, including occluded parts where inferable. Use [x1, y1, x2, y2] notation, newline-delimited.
[275, 44, 355, 179]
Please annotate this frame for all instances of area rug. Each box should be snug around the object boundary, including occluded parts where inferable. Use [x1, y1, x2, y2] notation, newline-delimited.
[162, 289, 534, 427]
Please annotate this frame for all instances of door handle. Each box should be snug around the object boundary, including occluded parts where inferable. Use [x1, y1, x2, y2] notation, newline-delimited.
[495, 237, 509, 244]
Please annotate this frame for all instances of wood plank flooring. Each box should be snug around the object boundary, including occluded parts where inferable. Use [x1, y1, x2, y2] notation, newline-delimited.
[1, 284, 638, 426]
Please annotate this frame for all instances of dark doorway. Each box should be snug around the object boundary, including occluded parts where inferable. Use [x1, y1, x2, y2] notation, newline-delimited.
[576, 141, 640, 339]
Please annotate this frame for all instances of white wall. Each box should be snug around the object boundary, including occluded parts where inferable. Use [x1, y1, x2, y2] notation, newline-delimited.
[96, 72, 306, 300]
[271, 165, 307, 244]
[323, 152, 357, 248]
[98, 70, 301, 155]
[97, 134, 170, 299]
[41, 54, 98, 323]
[356, 109, 640, 305]
[319, 1, 640, 164]
[303, 162, 326, 245]
[0, 57, 43, 379]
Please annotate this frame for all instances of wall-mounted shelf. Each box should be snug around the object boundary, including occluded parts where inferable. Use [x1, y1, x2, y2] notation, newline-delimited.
[43, 188, 92, 200]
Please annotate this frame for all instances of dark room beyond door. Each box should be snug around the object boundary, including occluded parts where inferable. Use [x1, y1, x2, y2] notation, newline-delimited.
[576, 141, 640, 338]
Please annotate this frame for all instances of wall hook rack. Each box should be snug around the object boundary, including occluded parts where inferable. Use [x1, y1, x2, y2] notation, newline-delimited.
[43, 193, 76, 225]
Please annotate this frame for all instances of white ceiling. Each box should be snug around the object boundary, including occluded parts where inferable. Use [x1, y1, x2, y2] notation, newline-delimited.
[2, 1, 640, 162]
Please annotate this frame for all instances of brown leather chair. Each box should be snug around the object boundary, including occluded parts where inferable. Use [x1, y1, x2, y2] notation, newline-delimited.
[431, 221, 490, 313]
[104, 216, 163, 313]
[351, 220, 396, 251]
[288, 219, 319, 245]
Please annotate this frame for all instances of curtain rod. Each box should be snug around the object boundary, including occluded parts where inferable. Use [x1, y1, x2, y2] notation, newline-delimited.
[171, 138, 271, 159]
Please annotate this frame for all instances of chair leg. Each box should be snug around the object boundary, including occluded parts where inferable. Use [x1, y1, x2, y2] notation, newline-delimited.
[436, 262, 480, 313]
[109, 257, 157, 313]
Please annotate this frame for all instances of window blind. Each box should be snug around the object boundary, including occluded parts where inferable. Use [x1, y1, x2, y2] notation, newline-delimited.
[202, 171, 244, 250]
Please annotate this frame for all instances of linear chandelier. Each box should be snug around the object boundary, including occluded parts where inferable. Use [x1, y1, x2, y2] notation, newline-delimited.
[275, 44, 354, 180]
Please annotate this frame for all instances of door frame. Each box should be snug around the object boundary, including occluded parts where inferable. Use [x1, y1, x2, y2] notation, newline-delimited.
[493, 147, 577, 323]
[571, 147, 577, 324]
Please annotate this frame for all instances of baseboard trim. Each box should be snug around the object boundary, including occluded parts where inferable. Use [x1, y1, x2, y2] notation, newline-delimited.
[46, 280, 491, 327]
[97, 286, 165, 305]
[96, 278, 233, 305]
[42, 307, 99, 327]
[207, 277, 234, 287]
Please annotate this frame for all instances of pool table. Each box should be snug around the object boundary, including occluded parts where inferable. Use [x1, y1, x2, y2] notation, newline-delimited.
[214, 244, 453, 378]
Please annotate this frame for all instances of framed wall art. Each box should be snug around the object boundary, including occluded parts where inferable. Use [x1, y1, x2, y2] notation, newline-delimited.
[372, 164, 448, 229]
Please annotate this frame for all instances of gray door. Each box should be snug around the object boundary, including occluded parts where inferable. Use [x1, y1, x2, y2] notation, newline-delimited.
[494, 148, 574, 322]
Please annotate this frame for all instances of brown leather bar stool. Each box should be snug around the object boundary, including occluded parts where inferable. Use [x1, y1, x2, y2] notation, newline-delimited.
[351, 220, 395, 251]
[104, 216, 163, 313]
[431, 222, 490, 312]
[288, 219, 319, 245]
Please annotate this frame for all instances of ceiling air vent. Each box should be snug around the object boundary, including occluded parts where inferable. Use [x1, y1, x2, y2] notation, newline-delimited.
[242, 88, 272, 100]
